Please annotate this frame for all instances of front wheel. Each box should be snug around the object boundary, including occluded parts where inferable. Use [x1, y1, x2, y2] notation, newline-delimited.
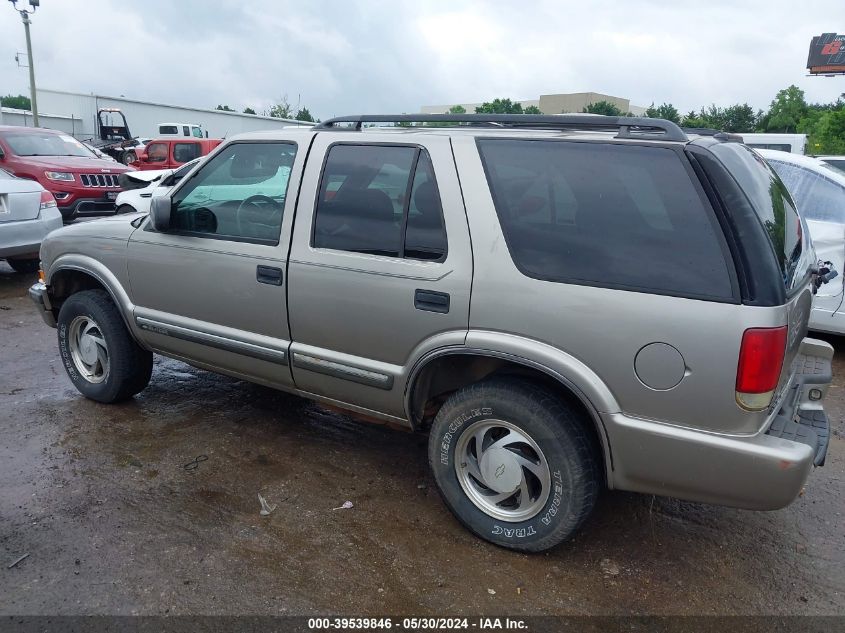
[428, 378, 601, 552]
[57, 289, 153, 403]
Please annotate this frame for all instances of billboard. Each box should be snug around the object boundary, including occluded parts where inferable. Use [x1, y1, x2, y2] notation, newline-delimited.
[807, 33, 845, 75]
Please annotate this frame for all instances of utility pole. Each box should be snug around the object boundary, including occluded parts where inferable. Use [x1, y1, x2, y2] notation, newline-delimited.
[8, 0, 40, 127]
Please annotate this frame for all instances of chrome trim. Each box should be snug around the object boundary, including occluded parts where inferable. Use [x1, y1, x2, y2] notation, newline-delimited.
[28, 282, 56, 328]
[135, 316, 288, 365]
[292, 352, 394, 390]
[80, 173, 119, 188]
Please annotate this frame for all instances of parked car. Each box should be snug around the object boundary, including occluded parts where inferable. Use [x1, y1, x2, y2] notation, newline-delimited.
[759, 149, 845, 334]
[130, 138, 221, 171]
[816, 155, 845, 175]
[29, 114, 833, 552]
[0, 167, 62, 273]
[114, 158, 202, 214]
[0, 126, 133, 222]
[157, 123, 205, 138]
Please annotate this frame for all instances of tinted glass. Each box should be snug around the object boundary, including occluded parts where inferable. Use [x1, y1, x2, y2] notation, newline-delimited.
[822, 159, 845, 175]
[173, 142, 201, 163]
[169, 142, 296, 243]
[477, 139, 733, 300]
[313, 145, 447, 260]
[711, 144, 804, 292]
[182, 126, 190, 136]
[159, 125, 178, 135]
[767, 160, 845, 224]
[405, 152, 447, 261]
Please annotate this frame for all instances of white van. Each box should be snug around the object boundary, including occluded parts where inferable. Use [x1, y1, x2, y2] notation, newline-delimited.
[157, 123, 205, 138]
[740, 133, 806, 154]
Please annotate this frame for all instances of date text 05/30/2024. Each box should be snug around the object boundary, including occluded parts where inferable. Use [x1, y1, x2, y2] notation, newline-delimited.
[307, 617, 528, 630]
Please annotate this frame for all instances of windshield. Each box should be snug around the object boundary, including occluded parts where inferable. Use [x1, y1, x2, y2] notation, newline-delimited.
[2, 132, 94, 157]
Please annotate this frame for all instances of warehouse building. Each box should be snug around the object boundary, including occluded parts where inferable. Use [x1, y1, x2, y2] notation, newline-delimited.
[0, 88, 309, 140]
[421, 91, 646, 116]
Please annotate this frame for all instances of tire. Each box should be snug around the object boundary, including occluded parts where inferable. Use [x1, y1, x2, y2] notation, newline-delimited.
[6, 258, 40, 274]
[57, 289, 153, 403]
[116, 204, 137, 215]
[428, 377, 601, 552]
[122, 151, 137, 165]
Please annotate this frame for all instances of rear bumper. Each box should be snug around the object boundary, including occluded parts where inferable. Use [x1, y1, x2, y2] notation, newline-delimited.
[29, 281, 56, 328]
[0, 208, 63, 259]
[605, 337, 833, 510]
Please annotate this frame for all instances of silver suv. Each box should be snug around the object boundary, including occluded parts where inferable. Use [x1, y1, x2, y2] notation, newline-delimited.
[29, 114, 833, 552]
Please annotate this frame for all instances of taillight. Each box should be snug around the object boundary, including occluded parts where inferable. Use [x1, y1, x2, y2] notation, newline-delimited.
[39, 190, 57, 210]
[735, 326, 787, 411]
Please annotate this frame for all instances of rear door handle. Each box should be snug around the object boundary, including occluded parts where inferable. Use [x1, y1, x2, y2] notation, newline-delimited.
[256, 265, 283, 286]
[414, 289, 450, 314]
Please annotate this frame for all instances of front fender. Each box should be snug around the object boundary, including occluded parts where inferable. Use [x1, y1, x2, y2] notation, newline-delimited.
[46, 253, 136, 334]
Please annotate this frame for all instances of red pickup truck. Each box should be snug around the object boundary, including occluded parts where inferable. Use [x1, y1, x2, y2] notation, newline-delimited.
[0, 126, 133, 222]
[131, 138, 222, 171]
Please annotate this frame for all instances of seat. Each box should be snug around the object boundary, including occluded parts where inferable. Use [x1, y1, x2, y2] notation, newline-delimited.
[317, 188, 400, 254]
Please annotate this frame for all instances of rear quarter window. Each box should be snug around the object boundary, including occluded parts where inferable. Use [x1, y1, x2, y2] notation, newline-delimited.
[477, 139, 734, 301]
[710, 143, 806, 294]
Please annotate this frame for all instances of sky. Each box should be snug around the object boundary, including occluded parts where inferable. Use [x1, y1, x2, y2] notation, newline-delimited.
[1, 0, 843, 119]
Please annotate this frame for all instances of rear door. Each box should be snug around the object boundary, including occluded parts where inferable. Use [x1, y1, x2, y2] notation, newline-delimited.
[286, 133, 473, 419]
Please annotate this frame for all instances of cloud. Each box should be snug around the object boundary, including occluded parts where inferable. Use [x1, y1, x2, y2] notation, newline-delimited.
[0, 0, 842, 119]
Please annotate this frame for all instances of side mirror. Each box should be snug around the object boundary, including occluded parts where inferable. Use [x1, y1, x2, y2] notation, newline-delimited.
[149, 197, 172, 232]
[139, 151, 149, 162]
[0, 146, 5, 159]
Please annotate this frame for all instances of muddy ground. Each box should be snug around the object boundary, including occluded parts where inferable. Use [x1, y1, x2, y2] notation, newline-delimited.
[0, 261, 843, 616]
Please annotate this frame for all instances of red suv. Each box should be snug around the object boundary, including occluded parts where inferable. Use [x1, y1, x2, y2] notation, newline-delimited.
[131, 138, 222, 171]
[0, 126, 134, 222]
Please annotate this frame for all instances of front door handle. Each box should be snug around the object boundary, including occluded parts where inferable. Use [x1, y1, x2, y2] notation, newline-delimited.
[414, 289, 450, 314]
[256, 265, 283, 286]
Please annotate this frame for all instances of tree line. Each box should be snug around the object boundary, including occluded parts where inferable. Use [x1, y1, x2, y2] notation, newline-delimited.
[448, 86, 845, 154]
[216, 96, 316, 122]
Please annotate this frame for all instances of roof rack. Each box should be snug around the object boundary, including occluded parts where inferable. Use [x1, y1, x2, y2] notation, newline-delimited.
[682, 127, 744, 143]
[314, 114, 689, 142]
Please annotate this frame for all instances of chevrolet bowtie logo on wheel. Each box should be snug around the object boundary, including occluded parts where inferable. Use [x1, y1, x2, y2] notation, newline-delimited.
[495, 464, 506, 479]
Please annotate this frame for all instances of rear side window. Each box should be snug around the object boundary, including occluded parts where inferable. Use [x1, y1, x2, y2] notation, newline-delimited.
[159, 125, 178, 135]
[767, 160, 845, 224]
[313, 144, 447, 260]
[711, 144, 804, 293]
[477, 139, 733, 300]
[173, 142, 201, 163]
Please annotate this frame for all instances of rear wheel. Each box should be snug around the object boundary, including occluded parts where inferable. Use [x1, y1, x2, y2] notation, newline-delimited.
[428, 377, 601, 552]
[122, 151, 137, 165]
[57, 289, 153, 403]
[7, 258, 40, 274]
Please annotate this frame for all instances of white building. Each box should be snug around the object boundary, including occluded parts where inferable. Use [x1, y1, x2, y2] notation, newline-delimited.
[0, 88, 310, 140]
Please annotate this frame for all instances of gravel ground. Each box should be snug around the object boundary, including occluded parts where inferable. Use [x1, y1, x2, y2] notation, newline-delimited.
[1, 262, 843, 616]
